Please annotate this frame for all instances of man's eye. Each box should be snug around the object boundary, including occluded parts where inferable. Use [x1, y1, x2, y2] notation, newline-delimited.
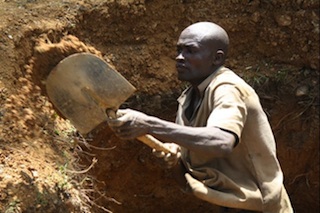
[187, 48, 195, 53]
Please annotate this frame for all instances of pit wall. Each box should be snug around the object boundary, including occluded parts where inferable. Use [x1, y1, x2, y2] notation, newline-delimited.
[12, 0, 319, 212]
[69, 1, 318, 212]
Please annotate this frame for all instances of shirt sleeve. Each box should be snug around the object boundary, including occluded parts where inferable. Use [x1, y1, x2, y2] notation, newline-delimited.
[207, 84, 247, 140]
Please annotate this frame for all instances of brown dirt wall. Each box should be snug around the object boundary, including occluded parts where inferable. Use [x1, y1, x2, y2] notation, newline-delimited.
[0, 0, 319, 212]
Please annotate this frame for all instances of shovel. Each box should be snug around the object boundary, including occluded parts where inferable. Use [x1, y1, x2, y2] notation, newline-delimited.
[46, 52, 174, 154]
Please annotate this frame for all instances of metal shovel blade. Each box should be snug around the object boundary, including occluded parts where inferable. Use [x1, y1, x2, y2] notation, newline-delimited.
[46, 53, 136, 134]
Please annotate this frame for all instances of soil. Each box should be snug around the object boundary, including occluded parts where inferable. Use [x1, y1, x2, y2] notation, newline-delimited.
[0, 0, 319, 213]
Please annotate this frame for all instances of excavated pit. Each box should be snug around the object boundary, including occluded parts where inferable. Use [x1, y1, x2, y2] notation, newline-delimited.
[1, 0, 318, 212]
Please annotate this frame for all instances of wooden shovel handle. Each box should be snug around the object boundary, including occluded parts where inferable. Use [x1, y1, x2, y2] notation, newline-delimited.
[106, 109, 175, 154]
[137, 135, 175, 154]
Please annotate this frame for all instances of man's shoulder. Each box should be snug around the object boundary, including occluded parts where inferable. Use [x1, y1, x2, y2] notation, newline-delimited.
[209, 67, 256, 97]
[211, 67, 247, 86]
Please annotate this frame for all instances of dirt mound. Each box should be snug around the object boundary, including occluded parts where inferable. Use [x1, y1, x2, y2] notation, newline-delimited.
[30, 34, 102, 90]
[0, 34, 106, 212]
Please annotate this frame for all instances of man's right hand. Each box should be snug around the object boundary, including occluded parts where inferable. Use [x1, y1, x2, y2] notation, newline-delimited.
[107, 109, 150, 140]
[152, 143, 181, 168]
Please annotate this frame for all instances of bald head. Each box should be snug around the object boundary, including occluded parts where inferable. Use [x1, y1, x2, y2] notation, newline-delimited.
[181, 22, 229, 57]
[176, 22, 230, 85]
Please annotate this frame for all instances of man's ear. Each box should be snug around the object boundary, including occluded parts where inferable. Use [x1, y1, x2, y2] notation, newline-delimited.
[212, 50, 225, 65]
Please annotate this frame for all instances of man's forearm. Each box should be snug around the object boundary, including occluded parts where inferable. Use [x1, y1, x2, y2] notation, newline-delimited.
[146, 116, 236, 157]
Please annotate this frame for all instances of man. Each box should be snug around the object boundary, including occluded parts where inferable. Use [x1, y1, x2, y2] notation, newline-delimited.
[107, 22, 293, 212]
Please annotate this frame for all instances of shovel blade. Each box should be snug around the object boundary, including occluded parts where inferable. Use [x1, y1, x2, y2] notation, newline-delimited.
[46, 53, 136, 134]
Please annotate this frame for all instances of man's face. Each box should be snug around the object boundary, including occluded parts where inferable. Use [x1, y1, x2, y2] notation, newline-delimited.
[176, 29, 214, 86]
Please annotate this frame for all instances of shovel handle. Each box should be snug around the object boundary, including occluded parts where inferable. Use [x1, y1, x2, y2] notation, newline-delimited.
[106, 109, 175, 154]
[137, 135, 175, 154]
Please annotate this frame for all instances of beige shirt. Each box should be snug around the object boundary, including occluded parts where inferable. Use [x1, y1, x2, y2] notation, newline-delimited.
[176, 67, 293, 212]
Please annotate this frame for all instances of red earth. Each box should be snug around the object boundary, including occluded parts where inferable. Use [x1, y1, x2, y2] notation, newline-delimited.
[0, 0, 319, 212]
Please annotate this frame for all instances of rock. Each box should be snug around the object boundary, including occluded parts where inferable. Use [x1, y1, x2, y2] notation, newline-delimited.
[295, 85, 309, 97]
[275, 14, 292, 26]
[31, 169, 39, 178]
[251, 12, 260, 23]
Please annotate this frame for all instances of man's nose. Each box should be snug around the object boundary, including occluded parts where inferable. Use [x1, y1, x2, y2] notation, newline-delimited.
[176, 52, 184, 61]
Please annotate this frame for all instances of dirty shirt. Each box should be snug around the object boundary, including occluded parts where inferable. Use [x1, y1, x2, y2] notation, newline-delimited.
[175, 67, 293, 213]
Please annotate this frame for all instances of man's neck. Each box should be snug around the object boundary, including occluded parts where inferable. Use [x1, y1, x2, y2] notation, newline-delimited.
[190, 66, 222, 88]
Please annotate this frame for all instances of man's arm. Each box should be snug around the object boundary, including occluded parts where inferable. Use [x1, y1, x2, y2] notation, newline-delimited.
[107, 109, 236, 158]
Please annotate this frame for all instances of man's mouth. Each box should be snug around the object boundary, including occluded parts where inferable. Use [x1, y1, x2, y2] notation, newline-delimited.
[176, 64, 187, 72]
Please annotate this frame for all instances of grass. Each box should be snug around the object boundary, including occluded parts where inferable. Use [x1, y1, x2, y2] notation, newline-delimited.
[5, 200, 21, 213]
